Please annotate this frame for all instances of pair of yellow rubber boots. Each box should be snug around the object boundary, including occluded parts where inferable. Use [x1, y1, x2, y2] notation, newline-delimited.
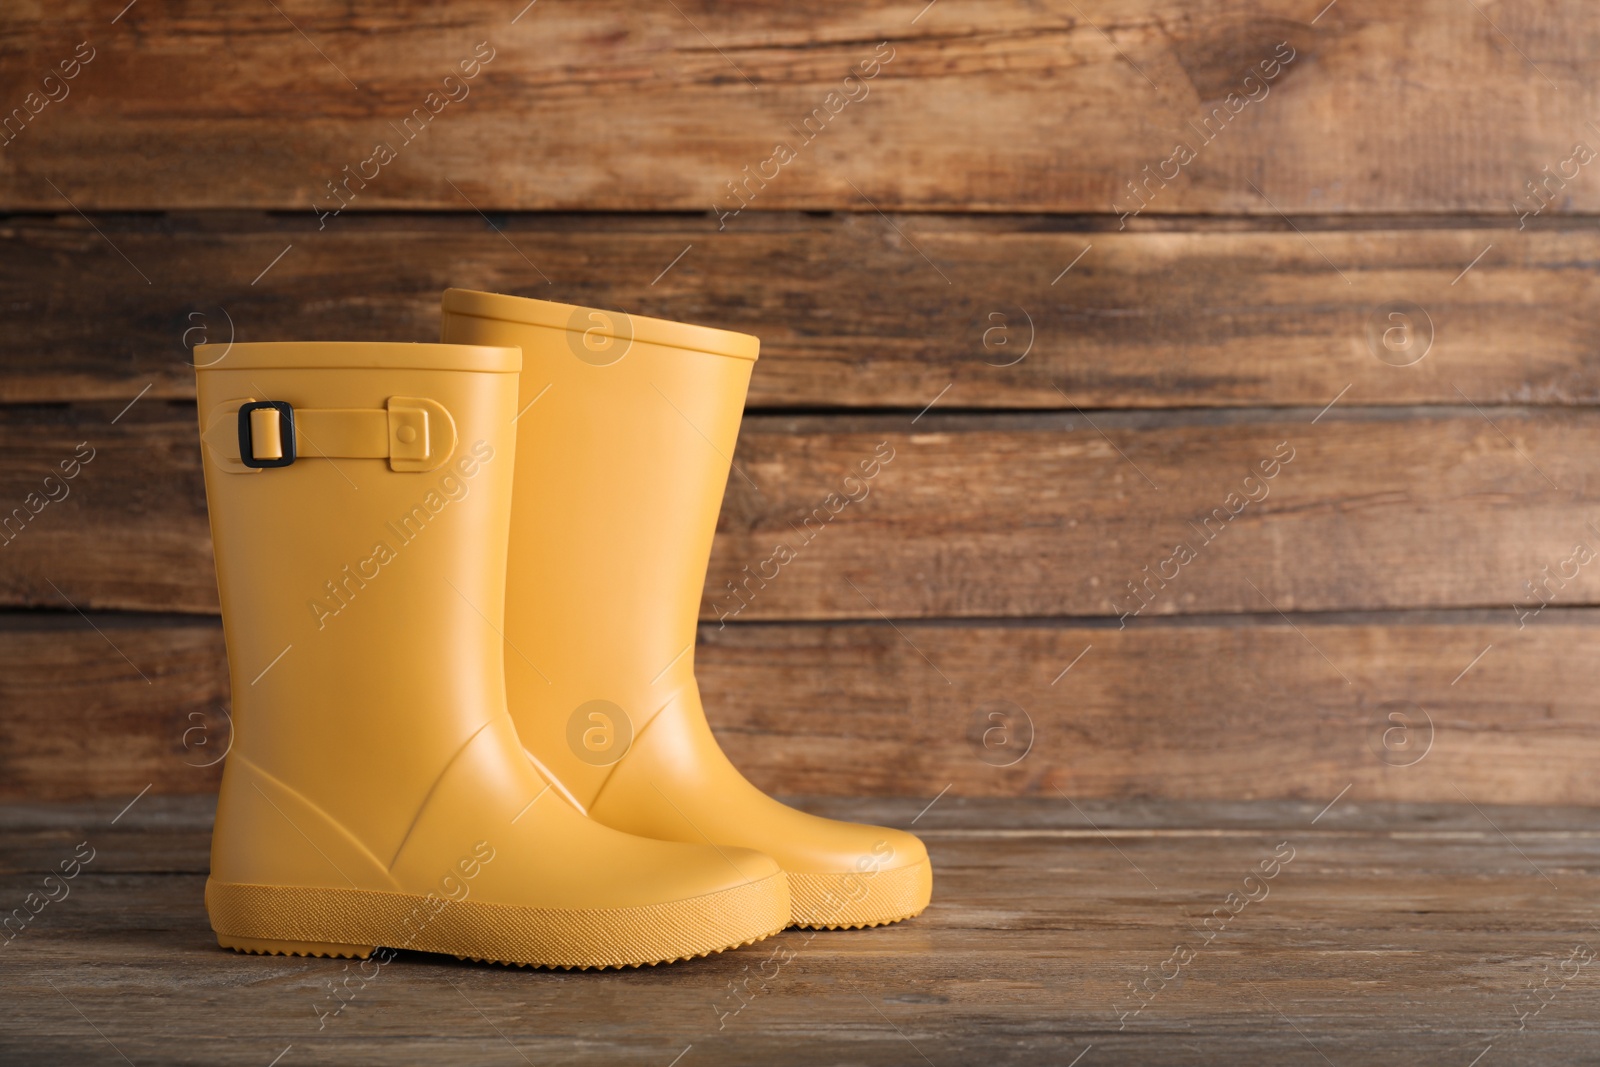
[193, 290, 930, 969]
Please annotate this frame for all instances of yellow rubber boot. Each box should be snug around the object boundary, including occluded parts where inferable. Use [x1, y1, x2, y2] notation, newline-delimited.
[194, 340, 788, 968]
[440, 293, 932, 929]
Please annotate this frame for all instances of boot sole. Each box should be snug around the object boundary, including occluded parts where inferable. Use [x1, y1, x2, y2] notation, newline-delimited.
[788, 859, 932, 930]
[208, 872, 789, 970]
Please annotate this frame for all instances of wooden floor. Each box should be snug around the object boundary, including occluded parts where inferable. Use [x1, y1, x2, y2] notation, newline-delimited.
[4, 797, 1598, 1065]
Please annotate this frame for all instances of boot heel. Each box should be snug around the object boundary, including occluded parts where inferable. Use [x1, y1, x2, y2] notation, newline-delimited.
[218, 934, 375, 959]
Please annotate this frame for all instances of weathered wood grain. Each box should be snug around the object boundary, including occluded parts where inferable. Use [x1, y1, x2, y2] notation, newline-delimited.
[3, 797, 1597, 1065]
[3, 402, 1594, 618]
[0, 615, 228, 802]
[716, 407, 1600, 620]
[703, 612, 1600, 803]
[2, 1, 1595, 215]
[5, 213, 1600, 410]
[6, 612, 1596, 804]
[0, 401, 213, 613]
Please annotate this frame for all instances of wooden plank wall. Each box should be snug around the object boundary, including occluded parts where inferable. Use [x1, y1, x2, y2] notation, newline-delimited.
[1, 0, 1596, 803]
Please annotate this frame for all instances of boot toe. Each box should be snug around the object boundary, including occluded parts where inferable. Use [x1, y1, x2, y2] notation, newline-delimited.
[780, 821, 932, 929]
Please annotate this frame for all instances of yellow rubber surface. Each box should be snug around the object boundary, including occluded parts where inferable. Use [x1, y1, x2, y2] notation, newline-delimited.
[195, 340, 791, 972]
[441, 293, 935, 938]
[208, 872, 791, 970]
[788, 859, 933, 930]
[441, 287, 760, 361]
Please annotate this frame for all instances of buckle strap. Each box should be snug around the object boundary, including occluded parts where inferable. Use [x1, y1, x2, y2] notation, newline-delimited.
[237, 401, 296, 468]
[204, 396, 457, 473]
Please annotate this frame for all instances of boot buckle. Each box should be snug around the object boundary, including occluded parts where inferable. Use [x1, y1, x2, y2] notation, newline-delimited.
[238, 401, 297, 468]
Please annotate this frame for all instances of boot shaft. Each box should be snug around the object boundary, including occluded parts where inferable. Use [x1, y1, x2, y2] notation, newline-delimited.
[195, 341, 523, 866]
[439, 292, 757, 806]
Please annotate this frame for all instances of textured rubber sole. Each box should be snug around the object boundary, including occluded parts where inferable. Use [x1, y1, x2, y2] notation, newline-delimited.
[221, 935, 376, 959]
[788, 859, 932, 929]
[208, 873, 789, 970]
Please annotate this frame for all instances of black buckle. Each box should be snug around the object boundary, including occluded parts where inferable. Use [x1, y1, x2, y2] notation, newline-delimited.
[238, 400, 296, 468]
